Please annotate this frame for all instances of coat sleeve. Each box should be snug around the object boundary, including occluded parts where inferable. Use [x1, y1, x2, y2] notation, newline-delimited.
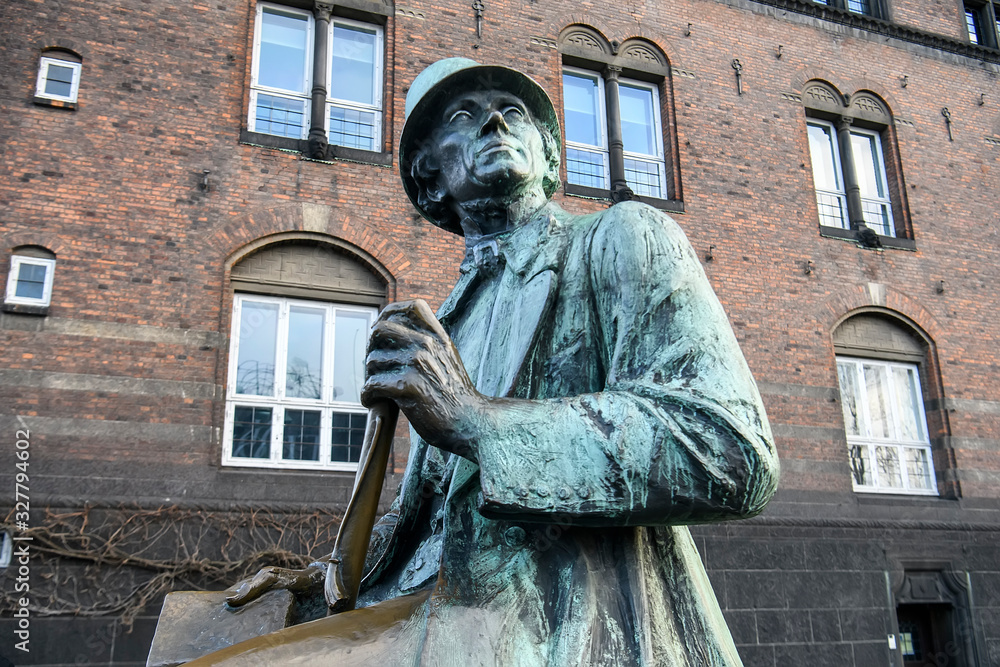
[475, 202, 779, 526]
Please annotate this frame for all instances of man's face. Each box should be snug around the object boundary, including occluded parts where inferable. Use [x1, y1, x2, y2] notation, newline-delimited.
[428, 89, 547, 204]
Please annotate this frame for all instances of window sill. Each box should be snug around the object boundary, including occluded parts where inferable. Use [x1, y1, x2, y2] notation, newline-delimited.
[820, 225, 916, 250]
[240, 130, 392, 167]
[1, 303, 49, 316]
[563, 183, 685, 214]
[33, 96, 77, 110]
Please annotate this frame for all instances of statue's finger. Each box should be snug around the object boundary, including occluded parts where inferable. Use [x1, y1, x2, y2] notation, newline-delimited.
[368, 320, 433, 353]
[225, 569, 279, 606]
[383, 299, 448, 339]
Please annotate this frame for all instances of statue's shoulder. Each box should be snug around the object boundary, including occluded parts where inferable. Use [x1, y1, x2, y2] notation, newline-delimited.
[558, 200, 688, 254]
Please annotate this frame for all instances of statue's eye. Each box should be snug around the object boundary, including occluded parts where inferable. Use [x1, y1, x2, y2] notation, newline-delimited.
[449, 109, 473, 123]
[502, 106, 524, 119]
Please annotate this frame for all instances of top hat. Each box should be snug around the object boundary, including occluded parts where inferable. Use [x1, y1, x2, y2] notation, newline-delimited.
[398, 58, 561, 235]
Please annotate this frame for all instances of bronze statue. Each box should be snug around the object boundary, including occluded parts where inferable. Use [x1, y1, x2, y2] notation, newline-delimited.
[189, 58, 779, 665]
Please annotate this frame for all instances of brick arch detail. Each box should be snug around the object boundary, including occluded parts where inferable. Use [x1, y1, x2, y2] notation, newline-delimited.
[818, 283, 942, 344]
[1, 232, 69, 257]
[209, 203, 413, 282]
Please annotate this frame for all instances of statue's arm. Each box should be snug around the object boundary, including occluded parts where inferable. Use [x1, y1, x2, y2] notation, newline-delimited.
[475, 203, 779, 526]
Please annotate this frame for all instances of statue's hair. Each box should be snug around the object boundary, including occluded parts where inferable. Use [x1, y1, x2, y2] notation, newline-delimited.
[409, 120, 561, 233]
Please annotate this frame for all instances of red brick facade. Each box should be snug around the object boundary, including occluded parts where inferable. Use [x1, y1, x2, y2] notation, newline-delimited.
[2, 0, 999, 663]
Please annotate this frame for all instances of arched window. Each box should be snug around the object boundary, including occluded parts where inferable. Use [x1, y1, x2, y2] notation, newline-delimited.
[832, 312, 939, 495]
[558, 27, 679, 208]
[223, 241, 387, 471]
[802, 81, 911, 248]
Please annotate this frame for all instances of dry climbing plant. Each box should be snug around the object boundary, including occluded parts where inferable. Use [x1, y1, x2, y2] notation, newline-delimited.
[1, 504, 341, 629]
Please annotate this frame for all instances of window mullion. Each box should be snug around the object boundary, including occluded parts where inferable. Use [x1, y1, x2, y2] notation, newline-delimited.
[308, 3, 333, 158]
[602, 65, 632, 202]
[835, 117, 866, 231]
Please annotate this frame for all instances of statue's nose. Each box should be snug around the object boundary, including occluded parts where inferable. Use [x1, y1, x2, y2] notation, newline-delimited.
[479, 110, 509, 136]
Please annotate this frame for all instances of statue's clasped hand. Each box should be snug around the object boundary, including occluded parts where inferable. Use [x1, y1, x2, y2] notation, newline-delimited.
[225, 560, 327, 608]
[362, 299, 486, 462]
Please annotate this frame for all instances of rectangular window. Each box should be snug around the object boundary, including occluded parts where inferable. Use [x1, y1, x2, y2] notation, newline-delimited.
[964, 1, 1000, 46]
[327, 20, 384, 151]
[563, 69, 609, 190]
[224, 294, 376, 470]
[5, 256, 56, 307]
[562, 68, 667, 198]
[250, 4, 313, 139]
[806, 119, 895, 237]
[35, 57, 82, 103]
[836, 357, 937, 495]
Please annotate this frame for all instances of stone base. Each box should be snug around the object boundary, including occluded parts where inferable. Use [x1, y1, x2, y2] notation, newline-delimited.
[146, 589, 294, 667]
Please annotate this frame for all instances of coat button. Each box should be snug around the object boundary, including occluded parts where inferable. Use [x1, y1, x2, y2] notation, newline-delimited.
[534, 486, 549, 497]
[557, 487, 572, 500]
[503, 526, 527, 546]
[516, 486, 529, 498]
[577, 486, 591, 499]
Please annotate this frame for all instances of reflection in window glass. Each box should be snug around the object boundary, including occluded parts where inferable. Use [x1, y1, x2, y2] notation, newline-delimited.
[807, 123, 841, 192]
[259, 9, 309, 92]
[330, 24, 376, 105]
[286, 307, 325, 400]
[232, 406, 273, 459]
[236, 302, 279, 396]
[334, 311, 371, 403]
[850, 132, 886, 199]
[563, 72, 602, 148]
[836, 356, 936, 495]
[331, 412, 368, 463]
[619, 84, 657, 156]
[283, 409, 322, 461]
[15, 263, 48, 300]
[44, 64, 75, 98]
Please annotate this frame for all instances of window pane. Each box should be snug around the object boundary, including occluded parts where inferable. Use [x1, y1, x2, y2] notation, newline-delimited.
[333, 311, 371, 403]
[331, 412, 368, 463]
[282, 409, 322, 461]
[860, 199, 892, 237]
[837, 362, 862, 437]
[849, 444, 873, 486]
[566, 147, 608, 189]
[890, 366, 924, 442]
[232, 406, 272, 459]
[904, 447, 933, 490]
[14, 263, 48, 299]
[863, 363, 891, 439]
[563, 72, 602, 147]
[966, 10, 981, 42]
[44, 64, 75, 97]
[259, 9, 309, 92]
[624, 158, 662, 199]
[807, 123, 841, 192]
[329, 105, 377, 150]
[254, 93, 307, 138]
[850, 131, 887, 199]
[286, 306, 324, 399]
[875, 445, 903, 487]
[330, 24, 377, 106]
[847, 0, 871, 13]
[236, 301, 279, 396]
[619, 84, 657, 156]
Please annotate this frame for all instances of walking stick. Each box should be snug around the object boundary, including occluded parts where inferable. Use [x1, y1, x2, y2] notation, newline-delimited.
[324, 399, 399, 614]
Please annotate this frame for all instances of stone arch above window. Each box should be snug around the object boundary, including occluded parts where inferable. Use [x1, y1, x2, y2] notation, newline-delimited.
[230, 239, 388, 307]
[833, 311, 927, 362]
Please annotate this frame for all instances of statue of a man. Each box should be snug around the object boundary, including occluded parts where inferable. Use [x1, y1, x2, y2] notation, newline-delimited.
[196, 58, 779, 666]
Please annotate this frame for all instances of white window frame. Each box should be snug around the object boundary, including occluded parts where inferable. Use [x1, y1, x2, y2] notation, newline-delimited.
[837, 356, 938, 496]
[325, 18, 384, 151]
[807, 119, 850, 230]
[563, 67, 611, 190]
[223, 294, 376, 471]
[248, 2, 315, 139]
[5, 255, 56, 307]
[35, 56, 82, 104]
[618, 77, 668, 199]
[807, 119, 895, 237]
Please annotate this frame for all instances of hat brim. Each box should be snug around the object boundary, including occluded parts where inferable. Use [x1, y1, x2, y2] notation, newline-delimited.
[399, 65, 561, 235]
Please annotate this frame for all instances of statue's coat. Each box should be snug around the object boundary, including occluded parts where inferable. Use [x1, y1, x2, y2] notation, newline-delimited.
[356, 201, 780, 666]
